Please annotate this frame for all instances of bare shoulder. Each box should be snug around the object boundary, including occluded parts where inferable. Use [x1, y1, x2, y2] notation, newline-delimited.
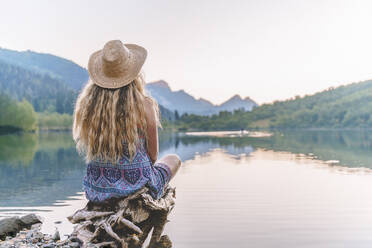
[143, 97, 156, 122]
[143, 97, 155, 113]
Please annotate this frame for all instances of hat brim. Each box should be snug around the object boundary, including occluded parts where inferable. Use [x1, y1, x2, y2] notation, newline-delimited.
[88, 44, 147, 89]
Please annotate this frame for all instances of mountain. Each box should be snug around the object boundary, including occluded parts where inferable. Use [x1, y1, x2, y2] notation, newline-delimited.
[0, 60, 76, 114]
[158, 104, 175, 121]
[216, 94, 257, 112]
[0, 49, 175, 119]
[0, 48, 89, 90]
[0, 47, 257, 119]
[146, 80, 258, 115]
[146, 80, 214, 115]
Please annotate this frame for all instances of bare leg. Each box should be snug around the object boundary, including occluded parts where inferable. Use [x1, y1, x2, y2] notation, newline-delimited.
[157, 154, 181, 180]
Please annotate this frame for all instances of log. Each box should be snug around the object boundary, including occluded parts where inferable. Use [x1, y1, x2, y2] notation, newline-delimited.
[67, 186, 176, 248]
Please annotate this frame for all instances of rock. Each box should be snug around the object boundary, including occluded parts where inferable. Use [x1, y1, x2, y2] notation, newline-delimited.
[52, 229, 60, 241]
[42, 244, 56, 248]
[0, 216, 24, 240]
[69, 242, 80, 248]
[68, 235, 79, 243]
[31, 231, 44, 243]
[30, 223, 42, 230]
[19, 214, 42, 228]
[56, 239, 69, 246]
[25, 230, 34, 240]
[43, 234, 51, 241]
[0, 187, 175, 247]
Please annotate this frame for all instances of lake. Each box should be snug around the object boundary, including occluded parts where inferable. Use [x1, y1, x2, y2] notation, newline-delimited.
[1, 130, 372, 247]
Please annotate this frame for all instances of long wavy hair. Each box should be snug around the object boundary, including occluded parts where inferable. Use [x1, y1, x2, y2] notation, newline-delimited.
[73, 74, 160, 164]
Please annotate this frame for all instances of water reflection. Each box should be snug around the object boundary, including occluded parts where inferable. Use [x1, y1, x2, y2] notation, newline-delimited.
[162, 130, 372, 169]
[250, 130, 372, 169]
[1, 130, 372, 209]
[0, 132, 85, 207]
[0, 133, 38, 166]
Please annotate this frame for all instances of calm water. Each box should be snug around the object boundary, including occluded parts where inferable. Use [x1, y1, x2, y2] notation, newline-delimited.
[1, 130, 372, 247]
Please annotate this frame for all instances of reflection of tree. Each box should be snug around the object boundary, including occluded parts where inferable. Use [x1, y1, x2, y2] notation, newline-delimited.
[0, 133, 38, 166]
[0, 146, 85, 206]
[159, 130, 372, 169]
[252, 130, 372, 169]
[0, 132, 85, 207]
[37, 131, 76, 151]
[0, 132, 77, 168]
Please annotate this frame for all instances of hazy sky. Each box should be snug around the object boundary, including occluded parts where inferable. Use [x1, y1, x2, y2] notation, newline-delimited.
[1, 0, 372, 104]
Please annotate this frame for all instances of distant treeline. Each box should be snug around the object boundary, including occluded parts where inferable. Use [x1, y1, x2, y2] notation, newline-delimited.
[37, 112, 73, 130]
[0, 93, 73, 132]
[0, 93, 37, 132]
[4, 78, 372, 132]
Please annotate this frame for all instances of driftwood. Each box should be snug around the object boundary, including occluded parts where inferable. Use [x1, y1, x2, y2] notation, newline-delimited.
[67, 186, 176, 248]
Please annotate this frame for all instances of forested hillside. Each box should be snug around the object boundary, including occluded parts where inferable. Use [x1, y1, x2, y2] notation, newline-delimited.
[0, 60, 76, 114]
[176, 80, 372, 130]
[0, 48, 88, 90]
[254, 80, 372, 128]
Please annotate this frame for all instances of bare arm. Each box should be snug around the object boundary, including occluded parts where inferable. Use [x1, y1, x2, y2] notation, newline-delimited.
[144, 97, 158, 164]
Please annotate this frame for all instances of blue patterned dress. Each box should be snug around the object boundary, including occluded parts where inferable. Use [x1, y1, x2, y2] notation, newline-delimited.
[82, 137, 171, 202]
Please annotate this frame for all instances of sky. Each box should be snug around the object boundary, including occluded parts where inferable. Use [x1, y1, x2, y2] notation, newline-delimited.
[1, 0, 372, 105]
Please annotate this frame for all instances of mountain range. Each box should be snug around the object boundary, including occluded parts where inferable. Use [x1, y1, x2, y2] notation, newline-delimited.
[0, 47, 257, 117]
[146, 80, 257, 115]
[0, 48, 89, 90]
[1, 47, 372, 130]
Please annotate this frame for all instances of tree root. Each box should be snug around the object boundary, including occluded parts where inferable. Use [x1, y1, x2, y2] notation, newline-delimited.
[67, 186, 176, 248]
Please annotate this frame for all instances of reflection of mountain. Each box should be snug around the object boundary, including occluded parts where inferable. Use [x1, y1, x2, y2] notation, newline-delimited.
[158, 132, 254, 161]
[0, 147, 85, 207]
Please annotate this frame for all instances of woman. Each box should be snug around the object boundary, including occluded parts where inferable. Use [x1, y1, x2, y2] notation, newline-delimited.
[72, 40, 181, 202]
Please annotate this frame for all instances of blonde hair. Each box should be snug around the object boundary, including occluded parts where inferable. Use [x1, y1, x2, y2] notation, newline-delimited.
[72, 74, 160, 163]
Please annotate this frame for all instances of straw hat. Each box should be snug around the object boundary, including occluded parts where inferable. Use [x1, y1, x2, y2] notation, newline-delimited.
[88, 40, 147, 89]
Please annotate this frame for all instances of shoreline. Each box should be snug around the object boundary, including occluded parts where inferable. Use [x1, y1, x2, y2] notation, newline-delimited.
[3, 127, 372, 136]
